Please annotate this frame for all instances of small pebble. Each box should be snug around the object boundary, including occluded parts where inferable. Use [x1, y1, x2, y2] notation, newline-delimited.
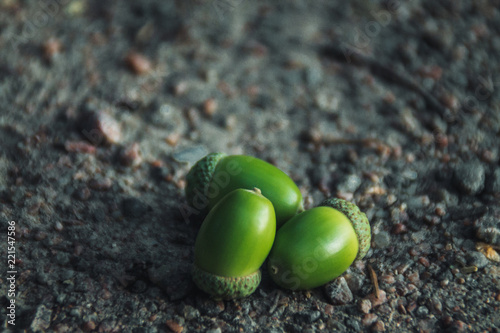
[392, 223, 408, 235]
[324, 277, 353, 305]
[43, 38, 62, 61]
[362, 313, 378, 326]
[359, 299, 372, 314]
[88, 178, 113, 191]
[465, 251, 489, 268]
[373, 231, 391, 248]
[453, 161, 485, 195]
[126, 52, 152, 75]
[203, 98, 218, 117]
[119, 143, 142, 167]
[78, 110, 122, 145]
[372, 320, 385, 332]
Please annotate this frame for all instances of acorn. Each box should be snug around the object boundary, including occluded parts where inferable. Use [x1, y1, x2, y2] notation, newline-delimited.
[193, 188, 276, 299]
[185, 153, 303, 227]
[267, 198, 371, 290]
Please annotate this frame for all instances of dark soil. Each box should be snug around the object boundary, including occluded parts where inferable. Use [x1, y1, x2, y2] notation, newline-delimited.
[1, 1, 499, 332]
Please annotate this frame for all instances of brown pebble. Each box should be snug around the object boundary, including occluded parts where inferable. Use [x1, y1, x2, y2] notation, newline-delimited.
[372, 320, 385, 332]
[457, 277, 465, 284]
[435, 205, 446, 216]
[450, 320, 467, 332]
[65, 140, 96, 154]
[407, 271, 420, 284]
[126, 52, 152, 75]
[324, 304, 334, 315]
[418, 257, 430, 267]
[442, 315, 453, 327]
[203, 98, 218, 117]
[397, 303, 407, 314]
[82, 321, 96, 332]
[359, 299, 372, 314]
[362, 313, 378, 326]
[102, 289, 112, 300]
[88, 178, 113, 191]
[174, 81, 188, 95]
[379, 275, 395, 285]
[392, 223, 407, 235]
[165, 133, 181, 147]
[366, 289, 387, 308]
[43, 38, 61, 60]
[78, 110, 121, 145]
[165, 320, 183, 333]
[120, 143, 142, 167]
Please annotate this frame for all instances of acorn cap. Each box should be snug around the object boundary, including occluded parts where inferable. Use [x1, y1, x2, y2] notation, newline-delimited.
[185, 152, 227, 209]
[192, 265, 261, 300]
[319, 198, 371, 260]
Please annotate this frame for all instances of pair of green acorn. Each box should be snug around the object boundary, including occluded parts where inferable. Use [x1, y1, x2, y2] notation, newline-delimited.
[185, 153, 371, 300]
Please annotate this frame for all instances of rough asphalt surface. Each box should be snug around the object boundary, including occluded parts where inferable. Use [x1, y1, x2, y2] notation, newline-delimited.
[1, 0, 500, 332]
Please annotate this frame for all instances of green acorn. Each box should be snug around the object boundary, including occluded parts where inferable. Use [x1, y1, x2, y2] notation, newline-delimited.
[185, 153, 303, 227]
[193, 188, 276, 299]
[267, 198, 371, 290]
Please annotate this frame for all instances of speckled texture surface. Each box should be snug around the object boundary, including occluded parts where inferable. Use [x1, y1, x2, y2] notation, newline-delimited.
[0, 0, 499, 332]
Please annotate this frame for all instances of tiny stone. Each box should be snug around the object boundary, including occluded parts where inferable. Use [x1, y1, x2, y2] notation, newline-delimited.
[465, 251, 489, 269]
[119, 143, 142, 167]
[203, 98, 218, 117]
[82, 321, 96, 332]
[325, 277, 353, 305]
[379, 275, 395, 284]
[373, 231, 391, 248]
[359, 299, 372, 314]
[362, 313, 378, 326]
[173, 145, 208, 164]
[126, 52, 152, 75]
[416, 305, 429, 318]
[372, 320, 385, 332]
[392, 223, 408, 235]
[54, 221, 64, 231]
[453, 161, 485, 195]
[183, 305, 200, 320]
[88, 177, 113, 191]
[298, 310, 321, 323]
[165, 320, 183, 333]
[78, 110, 122, 145]
[366, 289, 387, 308]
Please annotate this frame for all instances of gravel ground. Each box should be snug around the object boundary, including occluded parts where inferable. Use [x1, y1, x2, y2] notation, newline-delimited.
[1, 0, 499, 332]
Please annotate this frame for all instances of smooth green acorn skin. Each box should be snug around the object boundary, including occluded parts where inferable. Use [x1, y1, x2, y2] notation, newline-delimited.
[267, 207, 359, 290]
[194, 188, 276, 278]
[186, 153, 303, 227]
